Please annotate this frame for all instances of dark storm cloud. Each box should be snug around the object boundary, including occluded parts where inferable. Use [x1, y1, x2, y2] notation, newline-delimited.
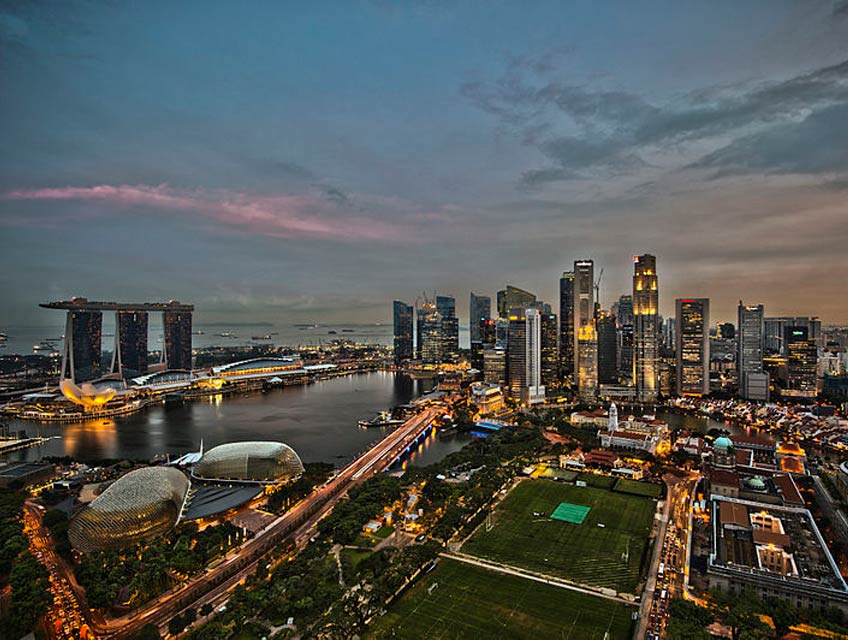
[465, 55, 848, 186]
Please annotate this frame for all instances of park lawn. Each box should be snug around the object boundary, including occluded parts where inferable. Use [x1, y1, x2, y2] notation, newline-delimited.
[366, 558, 634, 640]
[341, 548, 374, 580]
[614, 478, 662, 498]
[462, 479, 656, 594]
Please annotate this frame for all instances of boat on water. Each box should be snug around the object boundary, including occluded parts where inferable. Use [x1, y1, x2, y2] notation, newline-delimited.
[32, 341, 55, 352]
[219, 331, 236, 338]
[327, 330, 338, 335]
[358, 411, 404, 428]
[252, 334, 272, 340]
[341, 329, 354, 333]
[192, 330, 205, 335]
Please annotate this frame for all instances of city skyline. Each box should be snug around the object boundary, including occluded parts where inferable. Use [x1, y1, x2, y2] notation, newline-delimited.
[3, 2, 848, 329]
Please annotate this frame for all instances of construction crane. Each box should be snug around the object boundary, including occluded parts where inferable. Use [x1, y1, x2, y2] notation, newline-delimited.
[594, 267, 604, 316]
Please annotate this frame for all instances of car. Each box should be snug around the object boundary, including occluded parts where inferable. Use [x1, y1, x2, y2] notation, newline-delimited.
[415, 533, 426, 543]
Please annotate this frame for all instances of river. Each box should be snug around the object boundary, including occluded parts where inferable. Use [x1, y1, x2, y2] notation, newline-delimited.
[2, 372, 475, 466]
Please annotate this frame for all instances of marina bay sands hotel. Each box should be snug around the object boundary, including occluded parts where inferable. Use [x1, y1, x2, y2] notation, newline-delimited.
[40, 298, 193, 383]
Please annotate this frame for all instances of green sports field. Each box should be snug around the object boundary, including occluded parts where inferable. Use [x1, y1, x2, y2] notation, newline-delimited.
[366, 558, 634, 640]
[462, 479, 656, 593]
[613, 478, 662, 498]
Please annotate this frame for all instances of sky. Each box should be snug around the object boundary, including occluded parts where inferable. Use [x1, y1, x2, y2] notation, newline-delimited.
[1, 0, 847, 328]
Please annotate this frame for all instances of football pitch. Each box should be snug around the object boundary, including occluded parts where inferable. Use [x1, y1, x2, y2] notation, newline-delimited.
[462, 479, 657, 593]
[366, 558, 634, 640]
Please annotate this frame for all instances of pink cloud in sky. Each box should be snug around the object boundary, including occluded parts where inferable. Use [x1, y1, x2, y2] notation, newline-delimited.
[0, 184, 412, 242]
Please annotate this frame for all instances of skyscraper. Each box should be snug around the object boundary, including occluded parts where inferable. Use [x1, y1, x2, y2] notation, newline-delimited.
[616, 294, 634, 383]
[540, 312, 559, 388]
[508, 308, 545, 405]
[392, 301, 414, 365]
[765, 317, 823, 354]
[633, 254, 659, 402]
[784, 326, 817, 398]
[559, 271, 575, 382]
[113, 310, 148, 377]
[596, 310, 618, 385]
[62, 310, 103, 382]
[471, 318, 497, 371]
[416, 299, 442, 364]
[573, 260, 595, 393]
[469, 293, 491, 343]
[497, 285, 536, 318]
[436, 295, 459, 362]
[675, 298, 710, 397]
[737, 302, 768, 401]
[163, 309, 192, 370]
[577, 323, 598, 400]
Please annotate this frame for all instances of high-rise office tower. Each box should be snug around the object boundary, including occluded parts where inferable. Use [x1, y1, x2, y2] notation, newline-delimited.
[392, 301, 414, 365]
[765, 317, 823, 354]
[508, 308, 545, 405]
[577, 324, 598, 400]
[61, 310, 103, 382]
[163, 309, 193, 370]
[675, 298, 710, 396]
[471, 318, 497, 372]
[737, 302, 768, 401]
[113, 310, 148, 377]
[507, 309, 527, 401]
[596, 310, 618, 385]
[617, 294, 634, 326]
[784, 326, 817, 398]
[540, 312, 559, 388]
[469, 293, 491, 343]
[616, 294, 634, 383]
[559, 271, 575, 381]
[436, 295, 459, 363]
[572, 260, 595, 386]
[633, 254, 659, 402]
[483, 347, 507, 386]
[497, 285, 536, 318]
[416, 299, 442, 364]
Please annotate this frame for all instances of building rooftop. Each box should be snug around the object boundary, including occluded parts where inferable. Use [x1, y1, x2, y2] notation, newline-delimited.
[40, 299, 193, 311]
[720, 500, 750, 529]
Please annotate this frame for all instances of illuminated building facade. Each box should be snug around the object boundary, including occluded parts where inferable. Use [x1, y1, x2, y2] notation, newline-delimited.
[784, 326, 817, 398]
[633, 254, 659, 402]
[113, 310, 148, 377]
[62, 309, 103, 382]
[68, 467, 189, 552]
[577, 323, 598, 400]
[675, 298, 710, 396]
[765, 316, 822, 354]
[559, 271, 575, 381]
[163, 309, 193, 370]
[738, 302, 768, 401]
[469, 293, 491, 343]
[483, 347, 507, 386]
[193, 441, 304, 484]
[393, 300, 414, 364]
[497, 285, 535, 318]
[416, 299, 442, 364]
[507, 307, 545, 404]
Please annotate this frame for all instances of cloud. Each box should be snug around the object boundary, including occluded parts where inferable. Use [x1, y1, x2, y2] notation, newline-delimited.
[691, 103, 848, 176]
[0, 184, 411, 242]
[465, 54, 848, 187]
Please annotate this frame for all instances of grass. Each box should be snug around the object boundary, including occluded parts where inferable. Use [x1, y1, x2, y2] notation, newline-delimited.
[341, 548, 374, 578]
[462, 479, 656, 594]
[373, 525, 394, 539]
[539, 467, 578, 481]
[613, 478, 662, 498]
[577, 473, 617, 489]
[366, 558, 634, 640]
[352, 533, 379, 548]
